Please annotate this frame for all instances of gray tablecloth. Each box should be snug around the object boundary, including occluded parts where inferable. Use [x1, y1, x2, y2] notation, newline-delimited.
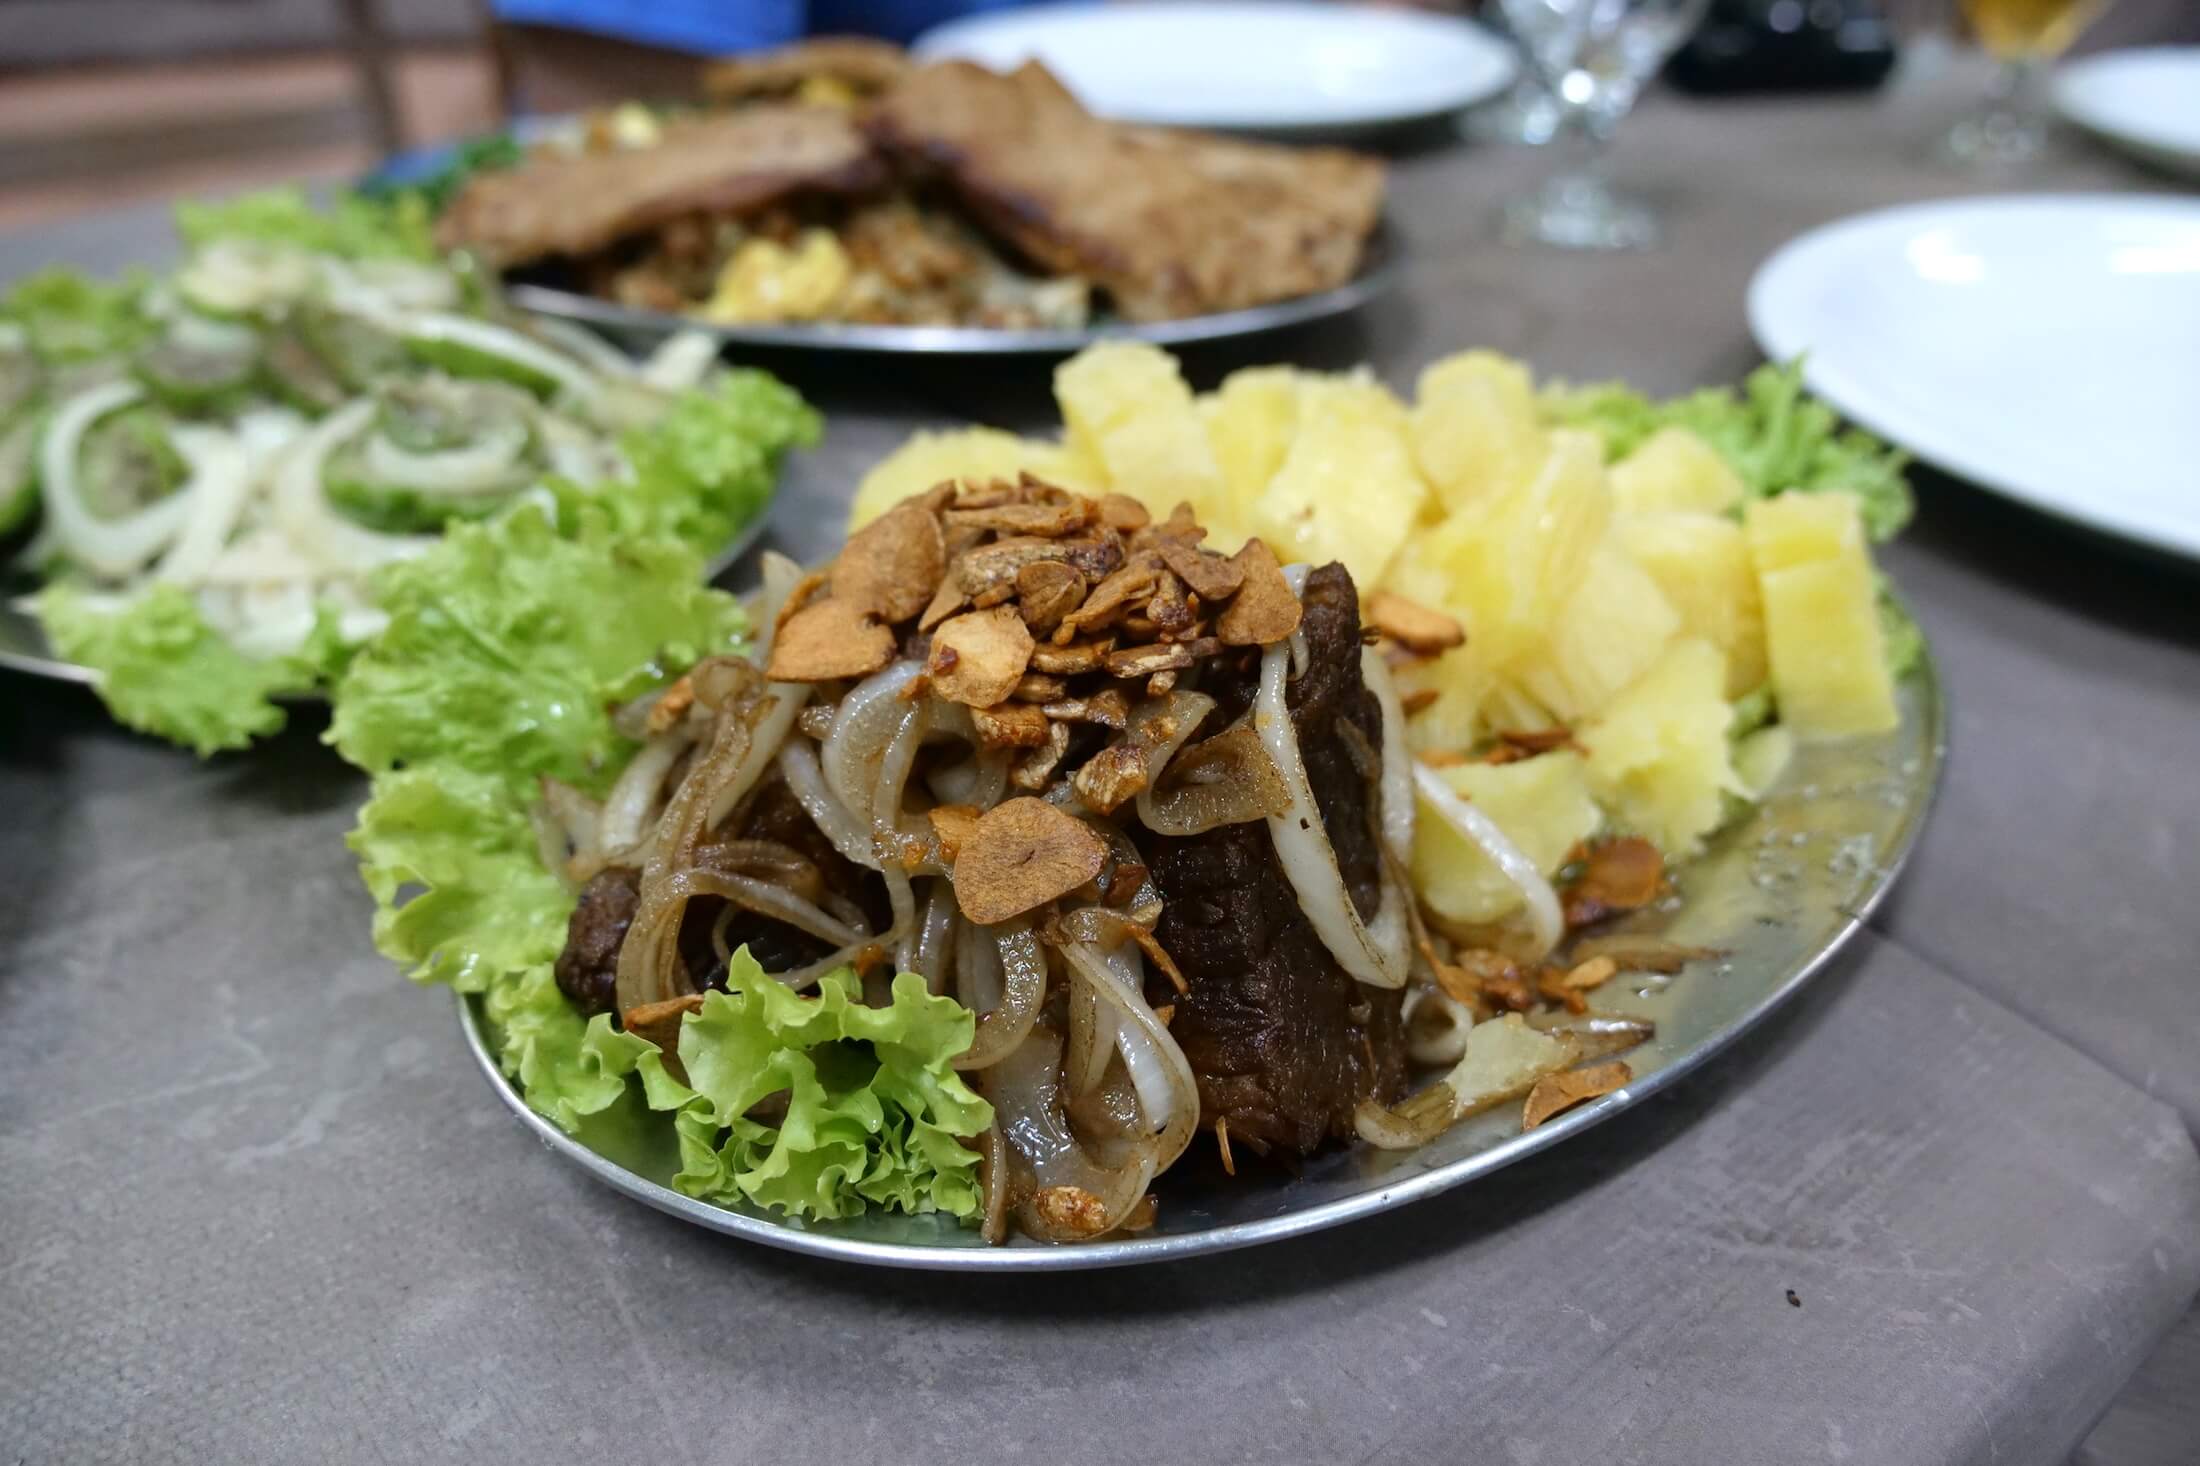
[5, 66, 2199, 1465]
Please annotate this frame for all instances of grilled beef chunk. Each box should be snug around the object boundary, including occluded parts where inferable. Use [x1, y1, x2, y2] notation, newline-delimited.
[556, 866, 640, 1015]
[551, 774, 890, 1016]
[1135, 562, 1406, 1155]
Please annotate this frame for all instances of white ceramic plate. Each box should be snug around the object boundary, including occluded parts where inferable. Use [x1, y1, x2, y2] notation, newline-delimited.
[2054, 47, 2200, 179]
[913, 1, 1517, 136]
[1748, 195, 2200, 560]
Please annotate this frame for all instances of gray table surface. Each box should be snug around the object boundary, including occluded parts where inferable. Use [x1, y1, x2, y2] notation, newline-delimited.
[5, 66, 2199, 1466]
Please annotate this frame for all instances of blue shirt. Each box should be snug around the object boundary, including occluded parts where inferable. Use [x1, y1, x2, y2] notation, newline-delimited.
[492, 0, 1046, 50]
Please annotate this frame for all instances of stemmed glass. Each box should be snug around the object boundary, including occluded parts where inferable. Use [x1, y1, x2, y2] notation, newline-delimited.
[1944, 0, 2111, 164]
[1496, 0, 1714, 251]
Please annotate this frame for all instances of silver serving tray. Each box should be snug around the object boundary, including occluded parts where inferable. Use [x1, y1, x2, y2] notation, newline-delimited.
[457, 629, 1946, 1271]
[503, 224, 1402, 358]
[0, 512, 773, 690]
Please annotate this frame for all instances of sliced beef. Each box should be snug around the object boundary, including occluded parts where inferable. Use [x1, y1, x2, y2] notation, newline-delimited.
[555, 866, 639, 1016]
[1135, 562, 1406, 1155]
[436, 104, 884, 268]
[551, 774, 890, 1016]
[863, 61, 1385, 321]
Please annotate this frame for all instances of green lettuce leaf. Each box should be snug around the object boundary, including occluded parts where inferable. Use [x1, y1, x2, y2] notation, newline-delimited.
[174, 187, 434, 263]
[330, 506, 747, 795]
[588, 959, 991, 1222]
[3, 267, 152, 363]
[1543, 359, 1913, 541]
[571, 369, 821, 557]
[332, 505, 737, 1093]
[35, 584, 342, 755]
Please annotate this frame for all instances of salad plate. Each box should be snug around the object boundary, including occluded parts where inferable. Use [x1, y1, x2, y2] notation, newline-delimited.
[0, 515, 774, 690]
[1749, 195, 2200, 562]
[454, 623, 1943, 1271]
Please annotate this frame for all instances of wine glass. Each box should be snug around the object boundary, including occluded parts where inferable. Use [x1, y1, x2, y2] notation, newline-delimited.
[1497, 0, 1714, 251]
[1944, 0, 2113, 165]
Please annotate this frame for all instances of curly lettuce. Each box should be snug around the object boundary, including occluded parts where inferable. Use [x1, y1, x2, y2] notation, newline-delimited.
[175, 187, 434, 263]
[586, 961, 990, 1221]
[571, 368, 821, 558]
[331, 507, 989, 1220]
[1543, 359, 1913, 541]
[4, 267, 152, 364]
[35, 584, 344, 755]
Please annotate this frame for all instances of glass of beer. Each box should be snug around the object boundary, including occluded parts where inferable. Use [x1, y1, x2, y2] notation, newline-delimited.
[1947, 0, 2112, 163]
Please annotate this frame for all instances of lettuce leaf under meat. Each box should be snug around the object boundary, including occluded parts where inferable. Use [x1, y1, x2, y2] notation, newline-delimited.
[330, 506, 991, 1221]
[1542, 359, 1914, 541]
[35, 583, 346, 755]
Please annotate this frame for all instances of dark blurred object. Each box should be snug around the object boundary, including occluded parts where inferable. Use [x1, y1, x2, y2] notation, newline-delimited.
[1667, 0, 1900, 92]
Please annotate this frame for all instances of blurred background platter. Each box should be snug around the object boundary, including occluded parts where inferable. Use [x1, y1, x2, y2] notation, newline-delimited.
[498, 220, 1402, 357]
[911, 1, 1518, 137]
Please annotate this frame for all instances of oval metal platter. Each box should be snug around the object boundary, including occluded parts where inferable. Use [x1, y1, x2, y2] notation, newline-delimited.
[0, 512, 775, 689]
[501, 223, 1403, 359]
[457, 626, 1946, 1271]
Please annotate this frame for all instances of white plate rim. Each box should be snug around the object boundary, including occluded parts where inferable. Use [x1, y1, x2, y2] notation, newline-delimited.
[1747, 192, 2200, 561]
[2052, 47, 2200, 172]
[912, 1, 1518, 132]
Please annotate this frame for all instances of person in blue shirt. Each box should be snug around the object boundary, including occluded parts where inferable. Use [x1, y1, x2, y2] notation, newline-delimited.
[490, 0, 1043, 52]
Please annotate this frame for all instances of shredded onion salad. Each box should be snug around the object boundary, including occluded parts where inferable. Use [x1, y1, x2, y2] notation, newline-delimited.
[538, 479, 1626, 1247]
[2, 195, 811, 752]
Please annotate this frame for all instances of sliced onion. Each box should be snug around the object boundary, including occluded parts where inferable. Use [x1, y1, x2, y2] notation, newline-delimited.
[151, 425, 250, 587]
[1057, 939, 1199, 1171]
[662, 868, 866, 949]
[536, 409, 624, 485]
[956, 922, 1046, 1072]
[1252, 618, 1412, 989]
[329, 257, 460, 313]
[1354, 1092, 1457, 1150]
[778, 741, 876, 867]
[640, 331, 720, 392]
[39, 381, 196, 579]
[910, 878, 957, 994]
[359, 414, 530, 496]
[527, 315, 642, 379]
[597, 728, 693, 859]
[1412, 762, 1563, 960]
[820, 659, 925, 862]
[1403, 986, 1476, 1067]
[1362, 645, 1417, 865]
[273, 397, 434, 572]
[1065, 975, 1118, 1100]
[992, 1027, 1159, 1244]
[399, 314, 602, 405]
[703, 681, 809, 830]
[540, 777, 604, 870]
[754, 551, 804, 661]
[177, 239, 315, 315]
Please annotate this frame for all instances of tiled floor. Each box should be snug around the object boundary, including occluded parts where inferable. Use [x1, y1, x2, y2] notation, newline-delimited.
[0, 46, 498, 231]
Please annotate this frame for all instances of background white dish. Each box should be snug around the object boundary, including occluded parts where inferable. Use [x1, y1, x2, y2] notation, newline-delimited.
[1748, 195, 2200, 561]
[2054, 47, 2200, 179]
[913, 1, 1517, 135]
